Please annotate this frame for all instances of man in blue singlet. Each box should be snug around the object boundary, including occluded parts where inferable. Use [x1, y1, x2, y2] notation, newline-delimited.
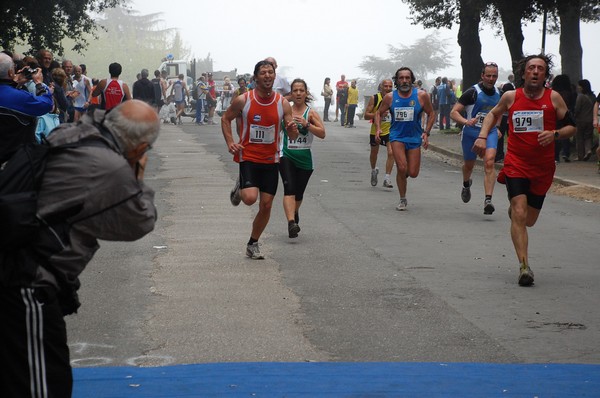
[450, 62, 501, 215]
[374, 67, 435, 211]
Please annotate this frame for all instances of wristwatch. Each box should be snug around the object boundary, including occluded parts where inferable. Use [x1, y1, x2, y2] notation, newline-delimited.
[554, 130, 560, 139]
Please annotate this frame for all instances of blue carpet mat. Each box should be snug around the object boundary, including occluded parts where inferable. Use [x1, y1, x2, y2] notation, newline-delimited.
[73, 362, 600, 397]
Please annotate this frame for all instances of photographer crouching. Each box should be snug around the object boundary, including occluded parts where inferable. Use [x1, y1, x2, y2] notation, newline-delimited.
[0, 96, 160, 397]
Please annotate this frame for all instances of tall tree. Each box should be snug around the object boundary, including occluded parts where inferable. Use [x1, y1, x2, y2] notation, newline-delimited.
[60, 5, 189, 83]
[457, 0, 486, 87]
[557, 0, 583, 82]
[0, 0, 123, 55]
[359, 32, 452, 93]
[483, 0, 541, 85]
[403, 0, 487, 88]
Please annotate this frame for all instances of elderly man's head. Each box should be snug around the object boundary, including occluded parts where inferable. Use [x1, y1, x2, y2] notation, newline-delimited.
[36, 49, 53, 69]
[103, 100, 160, 160]
[0, 53, 14, 79]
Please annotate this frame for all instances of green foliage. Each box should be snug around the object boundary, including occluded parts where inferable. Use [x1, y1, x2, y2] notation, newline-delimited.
[403, 0, 457, 29]
[359, 32, 452, 93]
[59, 5, 191, 84]
[1, 0, 124, 55]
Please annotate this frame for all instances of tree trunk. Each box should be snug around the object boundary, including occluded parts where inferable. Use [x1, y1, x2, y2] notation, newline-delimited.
[496, 0, 527, 85]
[558, 0, 583, 83]
[457, 0, 483, 88]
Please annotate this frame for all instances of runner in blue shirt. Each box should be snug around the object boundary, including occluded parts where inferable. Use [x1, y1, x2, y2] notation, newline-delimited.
[374, 67, 435, 211]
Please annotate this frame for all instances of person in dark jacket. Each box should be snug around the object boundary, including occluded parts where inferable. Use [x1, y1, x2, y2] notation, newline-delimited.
[0, 99, 160, 398]
[132, 68, 156, 106]
[551, 74, 576, 162]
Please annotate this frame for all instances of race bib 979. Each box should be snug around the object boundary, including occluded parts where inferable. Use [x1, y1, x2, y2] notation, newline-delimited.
[512, 110, 544, 133]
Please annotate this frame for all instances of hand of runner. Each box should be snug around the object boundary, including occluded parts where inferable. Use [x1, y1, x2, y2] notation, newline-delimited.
[472, 138, 487, 158]
[537, 130, 555, 147]
[421, 133, 429, 150]
[228, 142, 244, 154]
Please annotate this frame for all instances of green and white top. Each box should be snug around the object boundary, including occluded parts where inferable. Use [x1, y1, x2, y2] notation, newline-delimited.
[280, 106, 315, 170]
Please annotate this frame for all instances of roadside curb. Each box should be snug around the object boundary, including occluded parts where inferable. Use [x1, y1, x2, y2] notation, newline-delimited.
[427, 143, 600, 194]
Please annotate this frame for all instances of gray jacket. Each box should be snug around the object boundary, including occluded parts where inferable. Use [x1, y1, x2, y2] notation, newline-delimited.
[33, 110, 156, 298]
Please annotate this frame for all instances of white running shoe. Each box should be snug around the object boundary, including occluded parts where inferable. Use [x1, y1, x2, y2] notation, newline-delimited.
[246, 242, 264, 259]
[396, 198, 408, 211]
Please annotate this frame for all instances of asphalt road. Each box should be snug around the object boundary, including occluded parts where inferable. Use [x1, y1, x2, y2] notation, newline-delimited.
[67, 118, 600, 368]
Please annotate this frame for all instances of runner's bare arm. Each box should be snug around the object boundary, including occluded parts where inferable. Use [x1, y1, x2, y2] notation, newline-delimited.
[538, 90, 576, 146]
[282, 99, 299, 140]
[123, 83, 132, 100]
[221, 95, 245, 152]
[91, 79, 105, 97]
[419, 90, 435, 134]
[375, 93, 392, 136]
[307, 108, 326, 139]
[364, 96, 376, 121]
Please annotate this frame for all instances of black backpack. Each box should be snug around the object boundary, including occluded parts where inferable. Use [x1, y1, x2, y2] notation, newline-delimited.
[0, 136, 110, 250]
[0, 142, 52, 249]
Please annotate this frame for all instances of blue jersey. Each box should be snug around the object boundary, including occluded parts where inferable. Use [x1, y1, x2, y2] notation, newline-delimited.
[389, 88, 423, 144]
[462, 84, 500, 138]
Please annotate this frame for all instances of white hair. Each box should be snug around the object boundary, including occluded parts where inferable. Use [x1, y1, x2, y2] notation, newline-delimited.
[0, 53, 13, 79]
[103, 106, 160, 152]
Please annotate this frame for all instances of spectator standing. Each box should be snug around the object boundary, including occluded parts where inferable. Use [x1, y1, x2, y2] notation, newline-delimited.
[35, 49, 53, 85]
[550, 75, 576, 163]
[206, 72, 218, 125]
[195, 75, 208, 125]
[438, 77, 451, 129]
[62, 59, 76, 122]
[265, 56, 291, 97]
[496, 75, 516, 163]
[430, 76, 441, 128]
[593, 92, 600, 172]
[574, 79, 596, 161]
[132, 68, 156, 106]
[345, 79, 359, 127]
[151, 70, 163, 110]
[72, 65, 93, 122]
[335, 74, 348, 123]
[51, 67, 70, 123]
[221, 76, 234, 110]
[321, 77, 333, 122]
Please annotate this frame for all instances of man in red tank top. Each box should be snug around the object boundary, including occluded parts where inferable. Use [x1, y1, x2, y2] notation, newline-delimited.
[221, 60, 298, 259]
[91, 62, 132, 111]
[475, 54, 576, 286]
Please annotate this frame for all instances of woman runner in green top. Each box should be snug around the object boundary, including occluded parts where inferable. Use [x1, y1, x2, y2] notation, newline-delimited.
[279, 79, 326, 238]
